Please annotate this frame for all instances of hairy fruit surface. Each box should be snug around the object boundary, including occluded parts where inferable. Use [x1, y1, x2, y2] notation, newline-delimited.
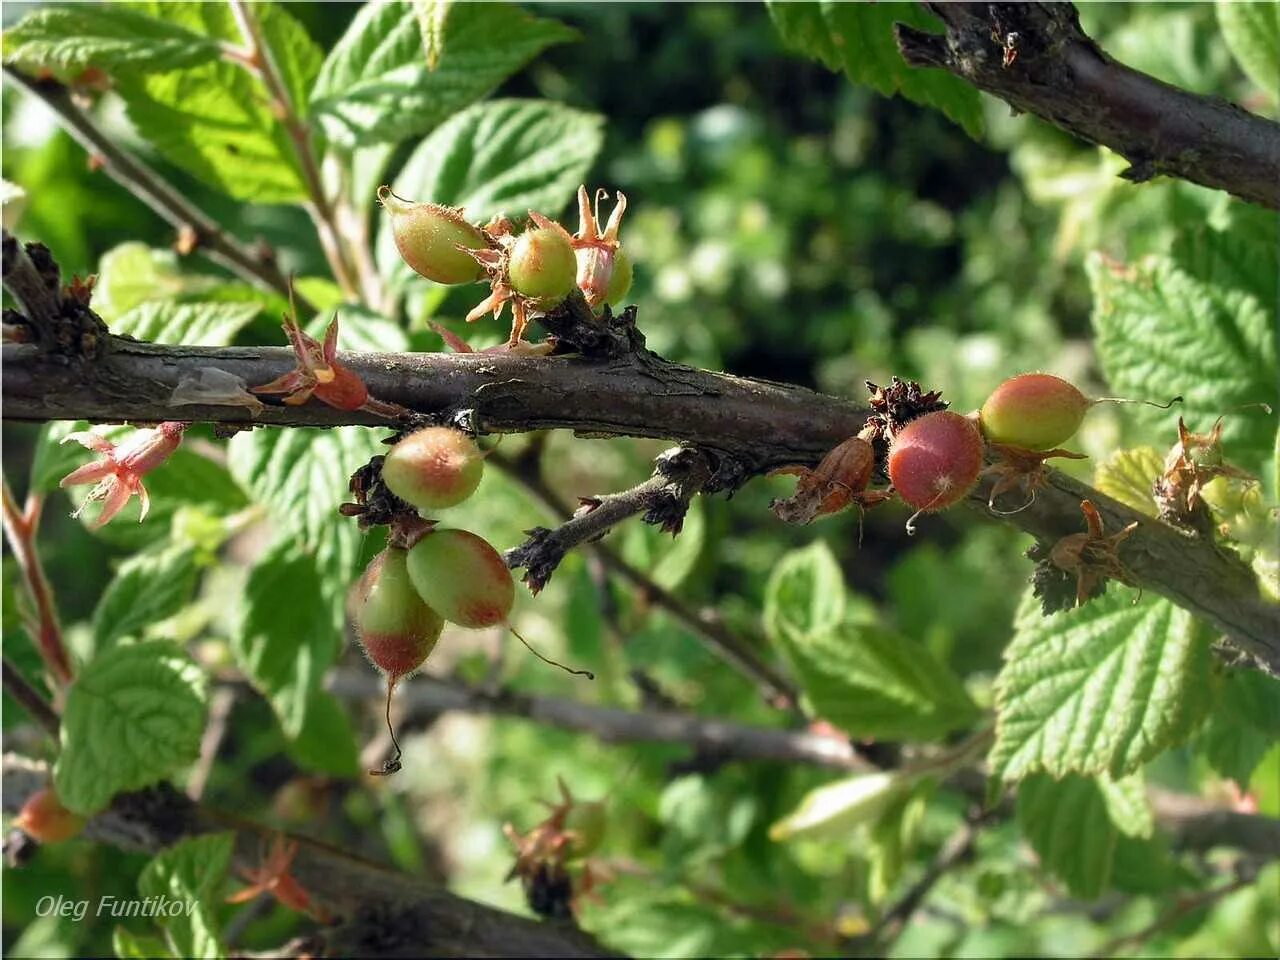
[15, 787, 85, 843]
[508, 227, 577, 304]
[356, 548, 444, 679]
[379, 187, 486, 285]
[382, 427, 484, 511]
[888, 411, 983, 511]
[980, 373, 1090, 451]
[407, 528, 515, 629]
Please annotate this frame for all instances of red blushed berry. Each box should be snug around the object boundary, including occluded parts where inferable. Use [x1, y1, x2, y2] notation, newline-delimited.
[381, 427, 484, 512]
[888, 411, 984, 525]
[355, 548, 444, 678]
[980, 373, 1091, 451]
[354, 548, 444, 777]
[406, 528, 514, 629]
[15, 787, 84, 843]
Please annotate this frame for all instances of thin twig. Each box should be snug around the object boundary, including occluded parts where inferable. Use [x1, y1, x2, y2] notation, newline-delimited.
[1, 656, 61, 738]
[491, 448, 801, 709]
[1, 480, 72, 686]
[1088, 869, 1258, 958]
[847, 816, 982, 956]
[326, 669, 875, 772]
[187, 686, 237, 801]
[228, 0, 359, 301]
[1, 68, 312, 312]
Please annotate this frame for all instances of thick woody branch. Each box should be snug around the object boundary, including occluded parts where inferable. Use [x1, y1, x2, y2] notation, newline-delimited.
[894, 3, 1280, 210]
[329, 669, 869, 772]
[1, 754, 620, 959]
[2, 68, 312, 311]
[5, 330, 1277, 674]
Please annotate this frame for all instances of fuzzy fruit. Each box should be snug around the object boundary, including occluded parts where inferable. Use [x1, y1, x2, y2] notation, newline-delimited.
[407, 528, 514, 629]
[604, 248, 633, 305]
[888, 411, 984, 511]
[379, 187, 486, 285]
[15, 787, 84, 843]
[356, 548, 444, 679]
[508, 227, 577, 304]
[980, 373, 1091, 451]
[382, 427, 484, 511]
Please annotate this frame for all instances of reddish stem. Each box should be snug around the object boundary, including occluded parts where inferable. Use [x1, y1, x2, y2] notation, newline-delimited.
[1, 479, 72, 686]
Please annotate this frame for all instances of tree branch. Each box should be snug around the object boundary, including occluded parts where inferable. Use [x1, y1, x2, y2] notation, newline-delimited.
[328, 669, 872, 772]
[1, 754, 621, 959]
[895, 3, 1280, 210]
[1, 480, 73, 687]
[1, 68, 313, 312]
[490, 448, 802, 709]
[6, 328, 1277, 674]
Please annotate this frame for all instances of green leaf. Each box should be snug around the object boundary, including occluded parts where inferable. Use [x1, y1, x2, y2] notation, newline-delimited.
[620, 498, 705, 591]
[766, 1, 841, 69]
[1089, 235, 1278, 473]
[310, 0, 577, 147]
[768, 2, 984, 138]
[377, 98, 604, 285]
[1217, 1, 1280, 105]
[232, 539, 342, 738]
[780, 622, 978, 741]
[1096, 773, 1154, 839]
[112, 301, 261, 346]
[113, 926, 176, 960]
[92, 543, 200, 651]
[769, 771, 909, 842]
[1093, 447, 1163, 517]
[991, 590, 1214, 782]
[93, 243, 200, 323]
[227, 426, 380, 592]
[138, 832, 234, 960]
[1016, 773, 1117, 899]
[2, 5, 221, 80]
[1198, 669, 1280, 786]
[55, 641, 207, 815]
[285, 688, 359, 777]
[762, 540, 846, 645]
[29, 420, 90, 495]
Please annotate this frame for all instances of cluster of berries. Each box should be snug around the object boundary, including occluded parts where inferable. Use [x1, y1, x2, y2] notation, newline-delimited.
[380, 184, 632, 348]
[350, 426, 589, 775]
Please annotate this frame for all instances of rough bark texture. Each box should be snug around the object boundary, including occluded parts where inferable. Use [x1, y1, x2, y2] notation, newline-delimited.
[6, 328, 1277, 674]
[2, 754, 621, 959]
[895, 3, 1280, 210]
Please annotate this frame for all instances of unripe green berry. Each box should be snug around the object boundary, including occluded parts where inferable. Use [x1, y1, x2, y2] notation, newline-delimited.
[382, 427, 484, 512]
[407, 528, 514, 629]
[356, 548, 444, 679]
[15, 787, 84, 843]
[888, 411, 984, 511]
[379, 187, 486, 285]
[980, 373, 1091, 451]
[508, 227, 576, 304]
[605, 248, 633, 305]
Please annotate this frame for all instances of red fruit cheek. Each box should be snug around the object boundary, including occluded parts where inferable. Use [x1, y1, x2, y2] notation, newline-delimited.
[462, 602, 506, 628]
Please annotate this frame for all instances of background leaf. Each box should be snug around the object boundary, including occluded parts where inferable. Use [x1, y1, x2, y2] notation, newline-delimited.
[92, 543, 199, 652]
[310, 0, 577, 147]
[1216, 0, 1280, 106]
[137, 832, 234, 960]
[111, 301, 261, 346]
[762, 540, 846, 645]
[991, 591, 1213, 782]
[1017, 773, 1118, 899]
[55, 641, 207, 814]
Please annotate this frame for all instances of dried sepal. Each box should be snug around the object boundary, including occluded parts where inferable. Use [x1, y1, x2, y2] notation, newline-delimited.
[226, 834, 329, 922]
[770, 433, 891, 525]
[503, 778, 608, 918]
[984, 442, 1088, 514]
[1049, 499, 1140, 607]
[1155, 417, 1256, 527]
